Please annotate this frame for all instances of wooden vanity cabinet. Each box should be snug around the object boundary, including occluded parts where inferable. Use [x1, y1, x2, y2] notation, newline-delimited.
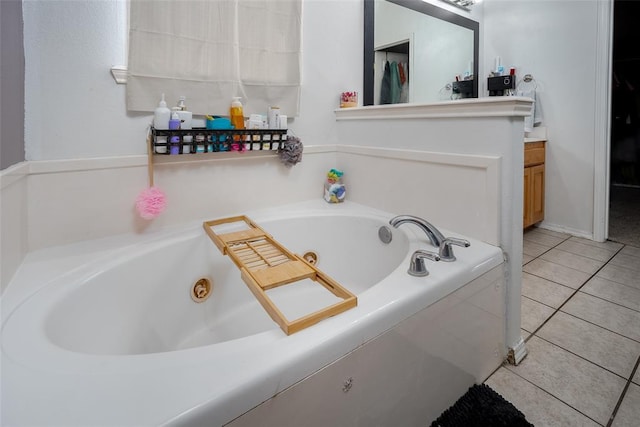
[523, 141, 545, 228]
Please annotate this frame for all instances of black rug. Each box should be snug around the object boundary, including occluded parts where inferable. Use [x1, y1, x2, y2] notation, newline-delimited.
[430, 384, 534, 427]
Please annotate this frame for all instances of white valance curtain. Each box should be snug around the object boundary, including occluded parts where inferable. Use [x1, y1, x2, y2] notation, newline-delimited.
[127, 0, 302, 117]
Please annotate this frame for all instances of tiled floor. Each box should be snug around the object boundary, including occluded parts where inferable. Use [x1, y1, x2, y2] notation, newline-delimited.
[485, 227, 640, 426]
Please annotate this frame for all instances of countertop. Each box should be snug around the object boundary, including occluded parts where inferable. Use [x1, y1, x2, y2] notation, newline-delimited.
[525, 137, 547, 143]
[524, 127, 547, 143]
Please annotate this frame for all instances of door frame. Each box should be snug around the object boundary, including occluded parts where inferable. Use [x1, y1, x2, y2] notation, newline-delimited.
[593, 0, 614, 243]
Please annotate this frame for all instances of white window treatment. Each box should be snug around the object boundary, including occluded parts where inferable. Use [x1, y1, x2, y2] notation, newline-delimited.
[127, 0, 302, 117]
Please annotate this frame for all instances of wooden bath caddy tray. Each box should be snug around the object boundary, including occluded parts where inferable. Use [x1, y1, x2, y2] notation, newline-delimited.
[203, 216, 357, 335]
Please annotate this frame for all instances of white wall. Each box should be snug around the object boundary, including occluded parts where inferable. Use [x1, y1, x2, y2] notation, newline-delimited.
[23, 0, 137, 160]
[483, 0, 606, 238]
[22, 0, 363, 161]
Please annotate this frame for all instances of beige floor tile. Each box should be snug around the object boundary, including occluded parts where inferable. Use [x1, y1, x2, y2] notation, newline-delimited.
[620, 245, 640, 258]
[612, 383, 640, 427]
[582, 276, 640, 313]
[524, 240, 552, 257]
[521, 296, 555, 333]
[596, 264, 640, 290]
[561, 292, 640, 342]
[556, 240, 618, 262]
[523, 258, 592, 289]
[634, 366, 639, 385]
[532, 227, 572, 239]
[505, 336, 627, 425]
[569, 236, 624, 251]
[540, 248, 605, 275]
[485, 367, 600, 427]
[524, 230, 567, 247]
[522, 272, 575, 309]
[537, 311, 640, 378]
[521, 329, 531, 341]
[522, 254, 534, 266]
[609, 252, 640, 273]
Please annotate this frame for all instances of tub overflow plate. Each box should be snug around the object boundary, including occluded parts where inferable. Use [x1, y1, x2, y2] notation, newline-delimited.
[378, 226, 392, 244]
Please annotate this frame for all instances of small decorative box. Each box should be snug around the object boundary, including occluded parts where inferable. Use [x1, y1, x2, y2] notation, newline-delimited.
[340, 91, 358, 108]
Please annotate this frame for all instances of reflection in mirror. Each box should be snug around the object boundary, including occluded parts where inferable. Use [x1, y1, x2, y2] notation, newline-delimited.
[363, 0, 479, 105]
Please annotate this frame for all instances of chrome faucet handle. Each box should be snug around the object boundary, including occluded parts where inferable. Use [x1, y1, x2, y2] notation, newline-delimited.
[439, 237, 471, 262]
[408, 250, 440, 277]
[389, 215, 446, 248]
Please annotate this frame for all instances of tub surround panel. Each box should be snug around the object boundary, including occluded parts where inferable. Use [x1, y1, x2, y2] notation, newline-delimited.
[1, 141, 503, 293]
[0, 162, 28, 292]
[337, 145, 500, 246]
[227, 266, 505, 427]
[0, 161, 29, 190]
[26, 148, 335, 252]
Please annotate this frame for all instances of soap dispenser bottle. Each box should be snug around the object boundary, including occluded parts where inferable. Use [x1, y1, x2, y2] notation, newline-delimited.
[153, 93, 171, 129]
[230, 97, 245, 129]
[175, 96, 193, 130]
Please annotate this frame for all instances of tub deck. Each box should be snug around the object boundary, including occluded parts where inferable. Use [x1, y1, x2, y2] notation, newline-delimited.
[1, 200, 504, 426]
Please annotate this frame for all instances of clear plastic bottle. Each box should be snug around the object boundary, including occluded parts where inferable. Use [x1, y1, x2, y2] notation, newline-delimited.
[153, 93, 171, 129]
[230, 97, 245, 129]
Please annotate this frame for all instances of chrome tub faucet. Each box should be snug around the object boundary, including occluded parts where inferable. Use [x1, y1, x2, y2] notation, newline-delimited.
[389, 215, 470, 262]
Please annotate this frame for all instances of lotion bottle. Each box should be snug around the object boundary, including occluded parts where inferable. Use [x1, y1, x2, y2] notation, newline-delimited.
[230, 97, 245, 129]
[169, 110, 181, 129]
[153, 93, 171, 129]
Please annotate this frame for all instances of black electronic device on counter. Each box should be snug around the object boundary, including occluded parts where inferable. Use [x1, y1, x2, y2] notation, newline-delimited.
[452, 80, 474, 98]
[488, 75, 516, 96]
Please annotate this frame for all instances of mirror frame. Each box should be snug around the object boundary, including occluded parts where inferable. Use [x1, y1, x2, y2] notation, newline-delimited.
[363, 0, 479, 105]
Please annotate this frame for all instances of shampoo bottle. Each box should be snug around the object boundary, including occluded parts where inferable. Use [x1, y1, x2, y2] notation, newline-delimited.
[230, 97, 245, 129]
[153, 93, 171, 129]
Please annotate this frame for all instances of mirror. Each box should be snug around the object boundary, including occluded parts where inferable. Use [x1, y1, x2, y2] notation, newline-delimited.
[363, 0, 479, 105]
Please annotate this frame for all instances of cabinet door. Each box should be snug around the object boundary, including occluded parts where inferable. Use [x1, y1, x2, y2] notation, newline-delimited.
[523, 167, 532, 228]
[530, 164, 545, 225]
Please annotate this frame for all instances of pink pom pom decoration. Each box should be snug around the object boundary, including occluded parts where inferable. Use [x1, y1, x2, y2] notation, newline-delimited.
[135, 186, 167, 219]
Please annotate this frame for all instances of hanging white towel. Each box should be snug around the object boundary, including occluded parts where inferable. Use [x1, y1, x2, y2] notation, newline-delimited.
[517, 87, 536, 133]
[533, 91, 543, 126]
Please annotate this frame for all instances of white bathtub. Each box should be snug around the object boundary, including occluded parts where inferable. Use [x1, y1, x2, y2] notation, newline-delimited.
[1, 200, 505, 426]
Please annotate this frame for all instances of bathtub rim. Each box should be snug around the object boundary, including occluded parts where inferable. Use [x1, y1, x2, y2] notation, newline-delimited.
[1, 200, 504, 427]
